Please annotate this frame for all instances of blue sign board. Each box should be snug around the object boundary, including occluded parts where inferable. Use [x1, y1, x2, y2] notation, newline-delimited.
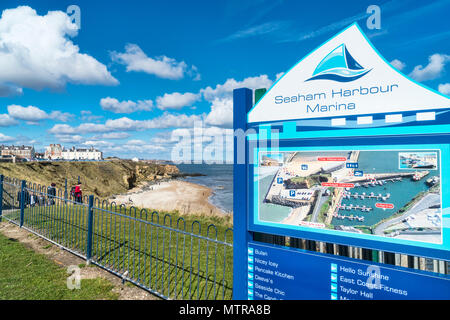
[232, 22, 450, 300]
[247, 242, 450, 300]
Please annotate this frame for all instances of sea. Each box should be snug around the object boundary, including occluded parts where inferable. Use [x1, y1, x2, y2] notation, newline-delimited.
[175, 163, 233, 213]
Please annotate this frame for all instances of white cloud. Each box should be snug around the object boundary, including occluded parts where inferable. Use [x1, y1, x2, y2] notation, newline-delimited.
[83, 140, 114, 147]
[156, 92, 200, 110]
[275, 72, 284, 81]
[105, 143, 165, 154]
[104, 113, 204, 131]
[438, 83, 450, 95]
[54, 134, 84, 144]
[0, 132, 14, 142]
[127, 139, 146, 145]
[80, 110, 103, 122]
[7, 105, 73, 122]
[48, 124, 76, 135]
[390, 59, 406, 71]
[409, 54, 450, 81]
[48, 113, 204, 137]
[0, 114, 18, 127]
[111, 43, 199, 80]
[205, 98, 233, 127]
[201, 75, 273, 101]
[100, 97, 153, 113]
[0, 6, 118, 91]
[96, 132, 131, 140]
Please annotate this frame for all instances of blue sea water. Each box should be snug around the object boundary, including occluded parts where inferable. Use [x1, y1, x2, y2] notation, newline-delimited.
[175, 164, 233, 213]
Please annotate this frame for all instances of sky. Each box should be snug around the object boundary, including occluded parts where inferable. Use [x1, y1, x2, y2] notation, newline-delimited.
[0, 0, 448, 161]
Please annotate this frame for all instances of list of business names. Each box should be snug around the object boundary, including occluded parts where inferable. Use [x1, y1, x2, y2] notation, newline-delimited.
[247, 242, 450, 300]
[247, 247, 295, 300]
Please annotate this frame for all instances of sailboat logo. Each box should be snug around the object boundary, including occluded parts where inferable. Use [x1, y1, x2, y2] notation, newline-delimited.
[306, 44, 371, 82]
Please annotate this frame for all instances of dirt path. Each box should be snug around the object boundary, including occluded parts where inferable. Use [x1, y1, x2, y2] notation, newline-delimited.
[0, 221, 160, 300]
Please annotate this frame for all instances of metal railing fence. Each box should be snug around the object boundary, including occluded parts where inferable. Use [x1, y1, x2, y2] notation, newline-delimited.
[0, 175, 233, 300]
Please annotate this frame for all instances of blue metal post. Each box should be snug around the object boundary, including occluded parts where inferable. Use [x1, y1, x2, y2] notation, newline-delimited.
[64, 178, 68, 201]
[232, 88, 253, 300]
[19, 180, 26, 227]
[86, 195, 94, 262]
[0, 175, 3, 223]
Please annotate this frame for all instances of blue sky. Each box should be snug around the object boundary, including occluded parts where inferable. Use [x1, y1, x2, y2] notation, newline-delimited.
[0, 0, 448, 160]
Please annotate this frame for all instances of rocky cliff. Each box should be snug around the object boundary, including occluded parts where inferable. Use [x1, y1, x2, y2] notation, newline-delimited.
[0, 160, 179, 197]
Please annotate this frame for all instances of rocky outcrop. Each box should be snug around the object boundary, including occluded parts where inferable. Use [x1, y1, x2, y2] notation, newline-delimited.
[0, 160, 180, 198]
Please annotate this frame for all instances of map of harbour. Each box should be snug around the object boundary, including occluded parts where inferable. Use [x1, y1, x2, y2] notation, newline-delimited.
[258, 150, 442, 244]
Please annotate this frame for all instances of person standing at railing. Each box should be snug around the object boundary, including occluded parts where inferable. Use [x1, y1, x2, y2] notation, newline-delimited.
[30, 192, 36, 207]
[74, 182, 82, 204]
[47, 183, 56, 205]
[17, 188, 30, 208]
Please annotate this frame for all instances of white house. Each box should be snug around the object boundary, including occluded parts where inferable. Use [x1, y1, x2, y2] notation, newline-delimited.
[45, 145, 103, 160]
[61, 146, 103, 160]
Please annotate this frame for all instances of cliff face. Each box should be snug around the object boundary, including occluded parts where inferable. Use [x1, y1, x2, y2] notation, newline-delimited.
[0, 160, 179, 197]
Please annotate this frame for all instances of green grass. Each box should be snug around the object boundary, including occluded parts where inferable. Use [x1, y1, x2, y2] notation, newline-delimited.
[0, 232, 119, 300]
[2, 201, 234, 300]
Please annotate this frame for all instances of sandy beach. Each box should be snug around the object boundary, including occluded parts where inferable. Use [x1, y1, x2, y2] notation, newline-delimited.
[112, 179, 226, 216]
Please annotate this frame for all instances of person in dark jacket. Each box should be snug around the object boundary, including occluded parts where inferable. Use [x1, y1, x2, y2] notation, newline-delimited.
[47, 183, 57, 205]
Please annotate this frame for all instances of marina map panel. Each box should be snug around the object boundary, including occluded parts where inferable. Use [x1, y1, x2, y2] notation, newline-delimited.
[257, 150, 442, 244]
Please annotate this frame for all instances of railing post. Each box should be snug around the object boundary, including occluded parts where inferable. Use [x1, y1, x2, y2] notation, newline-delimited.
[19, 180, 26, 227]
[86, 195, 94, 263]
[64, 178, 68, 203]
[0, 175, 3, 223]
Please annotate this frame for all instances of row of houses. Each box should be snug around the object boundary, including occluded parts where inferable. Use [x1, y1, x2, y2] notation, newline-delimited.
[0, 144, 103, 162]
[44, 144, 103, 160]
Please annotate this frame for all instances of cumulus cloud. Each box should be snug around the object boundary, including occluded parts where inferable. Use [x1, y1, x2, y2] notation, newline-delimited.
[48, 113, 204, 137]
[100, 97, 153, 113]
[7, 105, 73, 122]
[96, 132, 131, 140]
[0, 132, 14, 142]
[201, 75, 273, 101]
[80, 110, 103, 122]
[390, 59, 406, 71]
[54, 134, 84, 144]
[49, 124, 77, 135]
[0, 114, 18, 127]
[156, 92, 200, 110]
[111, 43, 199, 80]
[205, 98, 233, 127]
[83, 140, 114, 147]
[275, 72, 285, 81]
[0, 6, 118, 92]
[409, 54, 450, 81]
[438, 83, 450, 95]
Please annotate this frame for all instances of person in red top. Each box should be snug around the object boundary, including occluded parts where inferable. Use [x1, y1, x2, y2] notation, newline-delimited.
[74, 182, 82, 204]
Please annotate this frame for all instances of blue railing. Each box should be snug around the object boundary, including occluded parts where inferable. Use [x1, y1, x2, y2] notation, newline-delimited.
[0, 175, 233, 300]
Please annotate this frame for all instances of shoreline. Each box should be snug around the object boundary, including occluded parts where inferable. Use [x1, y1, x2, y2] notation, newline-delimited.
[111, 179, 228, 216]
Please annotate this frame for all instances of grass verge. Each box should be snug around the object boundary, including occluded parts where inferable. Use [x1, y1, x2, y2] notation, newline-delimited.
[0, 231, 119, 300]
